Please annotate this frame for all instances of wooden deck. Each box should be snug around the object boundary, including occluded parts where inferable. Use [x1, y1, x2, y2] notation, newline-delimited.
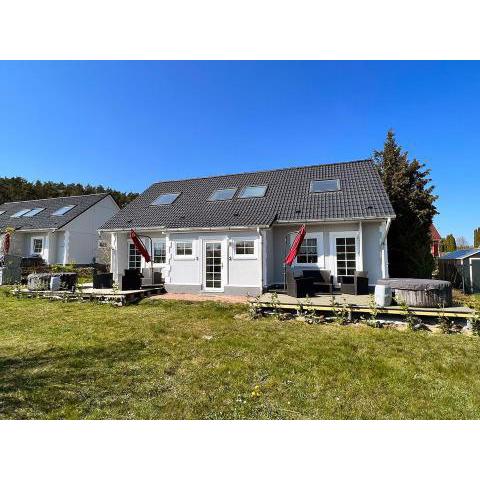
[16, 285, 164, 306]
[255, 292, 475, 319]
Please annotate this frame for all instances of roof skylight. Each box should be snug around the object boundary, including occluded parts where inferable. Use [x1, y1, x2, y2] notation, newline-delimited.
[151, 193, 180, 205]
[23, 207, 45, 217]
[11, 208, 32, 218]
[52, 205, 76, 216]
[238, 185, 267, 199]
[208, 188, 237, 201]
[310, 179, 340, 193]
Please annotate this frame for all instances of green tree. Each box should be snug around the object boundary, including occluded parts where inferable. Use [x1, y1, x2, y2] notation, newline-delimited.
[474, 228, 480, 248]
[0, 177, 137, 208]
[443, 234, 457, 252]
[373, 130, 438, 278]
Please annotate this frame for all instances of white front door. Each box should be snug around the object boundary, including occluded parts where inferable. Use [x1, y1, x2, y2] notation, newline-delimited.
[203, 241, 223, 291]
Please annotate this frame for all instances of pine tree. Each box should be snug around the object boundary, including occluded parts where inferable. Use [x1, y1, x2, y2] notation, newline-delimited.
[443, 234, 457, 252]
[474, 228, 480, 248]
[373, 130, 438, 278]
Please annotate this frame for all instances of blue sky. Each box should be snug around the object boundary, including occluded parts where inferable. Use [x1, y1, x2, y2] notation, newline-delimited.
[0, 61, 478, 242]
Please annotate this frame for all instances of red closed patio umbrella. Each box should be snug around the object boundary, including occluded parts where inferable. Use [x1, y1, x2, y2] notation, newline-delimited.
[284, 224, 306, 266]
[130, 229, 151, 263]
[2, 232, 10, 255]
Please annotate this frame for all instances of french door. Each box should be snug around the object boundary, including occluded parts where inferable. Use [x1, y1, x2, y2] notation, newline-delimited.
[204, 241, 223, 291]
[330, 232, 360, 284]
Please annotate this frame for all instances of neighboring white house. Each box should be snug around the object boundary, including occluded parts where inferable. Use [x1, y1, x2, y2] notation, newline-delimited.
[100, 160, 395, 295]
[0, 193, 119, 265]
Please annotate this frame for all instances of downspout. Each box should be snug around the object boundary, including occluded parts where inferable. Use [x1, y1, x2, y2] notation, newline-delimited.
[380, 218, 392, 279]
[257, 227, 263, 291]
[380, 217, 392, 246]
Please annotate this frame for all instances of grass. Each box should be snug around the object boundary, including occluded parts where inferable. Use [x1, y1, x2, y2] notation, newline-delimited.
[1, 290, 480, 419]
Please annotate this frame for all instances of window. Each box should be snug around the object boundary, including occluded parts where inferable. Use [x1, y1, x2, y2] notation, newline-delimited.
[32, 238, 43, 254]
[0, 211, 5, 216]
[310, 179, 340, 193]
[52, 205, 76, 216]
[296, 238, 318, 264]
[336, 237, 356, 276]
[128, 243, 142, 270]
[151, 193, 180, 205]
[11, 208, 31, 218]
[208, 188, 237, 201]
[176, 241, 193, 256]
[23, 207, 45, 217]
[238, 185, 267, 198]
[153, 240, 166, 263]
[235, 240, 255, 256]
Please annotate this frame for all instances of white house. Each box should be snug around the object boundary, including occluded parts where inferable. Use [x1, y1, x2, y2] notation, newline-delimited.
[0, 193, 119, 265]
[100, 160, 395, 295]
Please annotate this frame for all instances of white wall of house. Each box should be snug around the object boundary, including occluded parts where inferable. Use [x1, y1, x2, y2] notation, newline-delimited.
[108, 219, 390, 294]
[110, 228, 263, 295]
[8, 231, 51, 261]
[55, 231, 66, 264]
[362, 221, 384, 284]
[61, 195, 119, 265]
[111, 231, 128, 287]
[268, 220, 388, 286]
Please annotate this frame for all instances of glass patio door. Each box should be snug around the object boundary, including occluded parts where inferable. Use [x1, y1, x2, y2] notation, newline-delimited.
[204, 241, 222, 291]
[335, 237, 357, 278]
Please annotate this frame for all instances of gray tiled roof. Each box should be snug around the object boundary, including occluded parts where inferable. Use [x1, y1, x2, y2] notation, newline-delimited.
[0, 193, 109, 231]
[101, 160, 395, 230]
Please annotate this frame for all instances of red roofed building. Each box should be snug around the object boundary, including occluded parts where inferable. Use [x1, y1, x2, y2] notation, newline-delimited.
[430, 224, 442, 257]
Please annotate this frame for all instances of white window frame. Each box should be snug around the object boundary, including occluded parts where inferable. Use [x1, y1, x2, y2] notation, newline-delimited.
[150, 193, 180, 206]
[329, 231, 360, 283]
[232, 238, 257, 259]
[152, 238, 167, 265]
[11, 208, 32, 218]
[310, 179, 341, 193]
[173, 240, 195, 260]
[238, 185, 268, 199]
[208, 188, 237, 201]
[31, 236, 44, 256]
[127, 241, 143, 270]
[51, 205, 76, 216]
[293, 233, 325, 267]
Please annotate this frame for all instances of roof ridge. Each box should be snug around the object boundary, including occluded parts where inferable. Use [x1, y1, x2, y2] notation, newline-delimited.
[1, 192, 109, 205]
[150, 159, 373, 185]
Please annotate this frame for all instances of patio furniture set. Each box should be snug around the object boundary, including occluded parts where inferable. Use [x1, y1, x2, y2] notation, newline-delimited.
[285, 268, 453, 308]
[286, 267, 369, 298]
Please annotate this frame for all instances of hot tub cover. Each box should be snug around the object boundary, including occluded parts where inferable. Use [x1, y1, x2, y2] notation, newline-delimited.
[377, 278, 451, 291]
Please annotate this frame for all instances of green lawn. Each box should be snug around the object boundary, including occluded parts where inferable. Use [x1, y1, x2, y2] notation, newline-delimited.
[1, 291, 480, 419]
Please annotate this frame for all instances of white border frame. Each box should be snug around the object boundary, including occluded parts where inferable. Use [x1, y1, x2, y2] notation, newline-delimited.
[231, 237, 258, 260]
[173, 239, 196, 260]
[202, 239, 225, 292]
[30, 236, 45, 256]
[151, 237, 167, 267]
[329, 231, 360, 284]
[127, 240, 142, 270]
[293, 232, 325, 268]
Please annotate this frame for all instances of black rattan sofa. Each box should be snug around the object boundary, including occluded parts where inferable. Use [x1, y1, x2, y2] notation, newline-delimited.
[286, 268, 334, 298]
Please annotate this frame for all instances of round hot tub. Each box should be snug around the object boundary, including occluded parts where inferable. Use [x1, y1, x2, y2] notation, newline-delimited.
[377, 278, 452, 308]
